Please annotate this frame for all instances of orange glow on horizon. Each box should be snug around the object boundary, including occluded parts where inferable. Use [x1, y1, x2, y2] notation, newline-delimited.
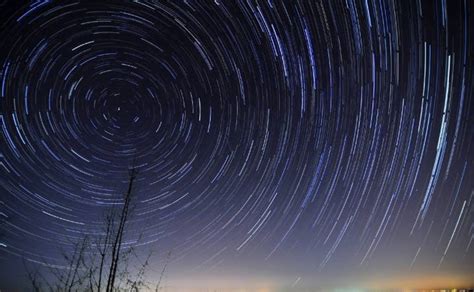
[363, 273, 474, 290]
[152, 271, 474, 292]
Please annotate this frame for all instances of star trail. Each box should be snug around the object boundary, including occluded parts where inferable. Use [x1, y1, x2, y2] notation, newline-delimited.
[0, 0, 473, 290]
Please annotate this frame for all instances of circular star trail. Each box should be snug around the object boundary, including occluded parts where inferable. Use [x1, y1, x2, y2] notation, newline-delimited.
[0, 0, 473, 288]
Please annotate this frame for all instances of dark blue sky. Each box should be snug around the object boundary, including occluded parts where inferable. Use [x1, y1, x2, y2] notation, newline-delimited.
[0, 1, 473, 290]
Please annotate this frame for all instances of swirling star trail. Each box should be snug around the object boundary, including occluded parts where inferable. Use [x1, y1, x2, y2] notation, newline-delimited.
[0, 1, 473, 290]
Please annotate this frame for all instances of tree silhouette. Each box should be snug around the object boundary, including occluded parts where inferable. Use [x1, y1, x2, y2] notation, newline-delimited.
[25, 167, 166, 291]
[106, 167, 137, 292]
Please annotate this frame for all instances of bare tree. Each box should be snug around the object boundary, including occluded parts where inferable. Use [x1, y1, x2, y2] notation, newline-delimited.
[25, 167, 166, 291]
[155, 250, 172, 292]
[106, 167, 137, 292]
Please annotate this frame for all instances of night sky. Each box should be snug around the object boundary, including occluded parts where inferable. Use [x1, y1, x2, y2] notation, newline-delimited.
[0, 0, 473, 291]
